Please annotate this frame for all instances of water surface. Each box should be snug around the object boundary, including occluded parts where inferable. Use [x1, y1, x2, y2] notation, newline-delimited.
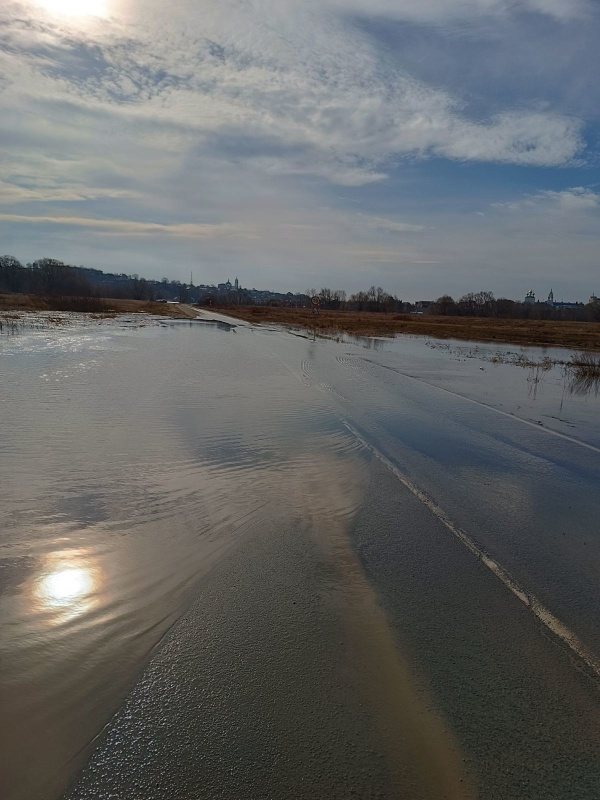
[1, 314, 599, 799]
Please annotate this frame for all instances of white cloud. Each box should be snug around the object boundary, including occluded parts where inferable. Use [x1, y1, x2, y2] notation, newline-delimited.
[329, 0, 590, 23]
[0, 0, 586, 196]
[354, 215, 426, 233]
[433, 112, 582, 167]
[0, 0, 597, 296]
[538, 187, 600, 211]
[493, 187, 600, 213]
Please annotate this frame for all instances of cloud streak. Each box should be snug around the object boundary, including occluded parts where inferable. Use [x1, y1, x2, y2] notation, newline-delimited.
[0, 213, 258, 238]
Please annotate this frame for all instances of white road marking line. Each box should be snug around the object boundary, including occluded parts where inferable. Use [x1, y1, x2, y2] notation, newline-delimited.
[360, 358, 600, 456]
[342, 418, 600, 683]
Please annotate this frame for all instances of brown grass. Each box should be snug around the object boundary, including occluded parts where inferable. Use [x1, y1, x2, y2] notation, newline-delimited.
[222, 306, 600, 350]
[0, 294, 194, 319]
[99, 298, 197, 318]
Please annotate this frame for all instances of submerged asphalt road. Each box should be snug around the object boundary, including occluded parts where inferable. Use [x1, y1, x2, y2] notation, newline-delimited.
[1, 314, 599, 799]
[66, 318, 600, 799]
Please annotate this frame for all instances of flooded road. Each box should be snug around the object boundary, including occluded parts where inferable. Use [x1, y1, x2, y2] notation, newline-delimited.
[1, 313, 599, 799]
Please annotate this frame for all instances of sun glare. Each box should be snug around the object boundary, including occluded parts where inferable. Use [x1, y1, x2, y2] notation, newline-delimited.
[34, 550, 101, 623]
[34, 0, 108, 18]
[40, 567, 93, 606]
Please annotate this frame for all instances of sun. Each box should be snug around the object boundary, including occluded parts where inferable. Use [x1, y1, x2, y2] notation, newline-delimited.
[34, 0, 108, 18]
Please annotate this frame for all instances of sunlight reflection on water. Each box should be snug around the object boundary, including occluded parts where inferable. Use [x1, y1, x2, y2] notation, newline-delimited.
[34, 555, 100, 622]
[40, 567, 92, 606]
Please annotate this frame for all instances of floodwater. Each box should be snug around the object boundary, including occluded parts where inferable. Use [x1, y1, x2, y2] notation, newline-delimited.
[1, 312, 599, 800]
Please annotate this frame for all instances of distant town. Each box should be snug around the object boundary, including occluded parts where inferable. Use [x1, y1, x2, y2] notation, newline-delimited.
[0, 255, 598, 322]
[77, 266, 600, 319]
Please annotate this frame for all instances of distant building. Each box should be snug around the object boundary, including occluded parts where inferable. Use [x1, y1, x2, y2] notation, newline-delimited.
[545, 288, 583, 309]
[524, 290, 535, 304]
[552, 300, 584, 309]
[209, 276, 306, 307]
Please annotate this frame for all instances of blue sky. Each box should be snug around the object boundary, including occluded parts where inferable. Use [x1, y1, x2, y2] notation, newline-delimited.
[0, 0, 598, 300]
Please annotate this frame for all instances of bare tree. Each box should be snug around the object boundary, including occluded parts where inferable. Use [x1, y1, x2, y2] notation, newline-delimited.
[0, 255, 23, 292]
[431, 295, 456, 316]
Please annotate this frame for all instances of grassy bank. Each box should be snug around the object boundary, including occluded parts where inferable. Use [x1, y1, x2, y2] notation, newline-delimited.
[222, 306, 600, 350]
[0, 294, 194, 319]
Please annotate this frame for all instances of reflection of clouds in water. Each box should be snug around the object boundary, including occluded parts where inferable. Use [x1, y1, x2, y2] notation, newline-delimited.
[55, 492, 109, 526]
[0, 555, 37, 596]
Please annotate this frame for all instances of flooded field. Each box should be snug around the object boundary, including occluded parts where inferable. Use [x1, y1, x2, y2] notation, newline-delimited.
[1, 312, 599, 800]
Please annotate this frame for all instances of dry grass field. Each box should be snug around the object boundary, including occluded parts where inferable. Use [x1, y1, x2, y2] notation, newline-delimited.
[222, 306, 600, 350]
[0, 294, 194, 318]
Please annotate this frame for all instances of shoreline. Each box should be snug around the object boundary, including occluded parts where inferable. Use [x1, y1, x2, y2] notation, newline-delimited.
[0, 294, 198, 320]
[3, 294, 600, 351]
[220, 306, 600, 351]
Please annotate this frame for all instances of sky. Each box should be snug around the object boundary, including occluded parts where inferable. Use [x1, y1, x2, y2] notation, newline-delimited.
[0, 0, 599, 300]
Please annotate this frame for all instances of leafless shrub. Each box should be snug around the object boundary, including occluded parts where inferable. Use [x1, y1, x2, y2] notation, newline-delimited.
[567, 352, 600, 397]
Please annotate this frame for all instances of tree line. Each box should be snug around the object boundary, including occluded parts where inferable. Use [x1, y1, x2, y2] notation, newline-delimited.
[429, 291, 600, 323]
[0, 256, 97, 297]
[2, 255, 598, 322]
[0, 255, 188, 302]
[307, 286, 600, 322]
[307, 286, 402, 312]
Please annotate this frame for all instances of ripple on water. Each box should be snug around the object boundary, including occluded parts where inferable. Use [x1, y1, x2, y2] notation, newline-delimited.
[0, 319, 363, 800]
